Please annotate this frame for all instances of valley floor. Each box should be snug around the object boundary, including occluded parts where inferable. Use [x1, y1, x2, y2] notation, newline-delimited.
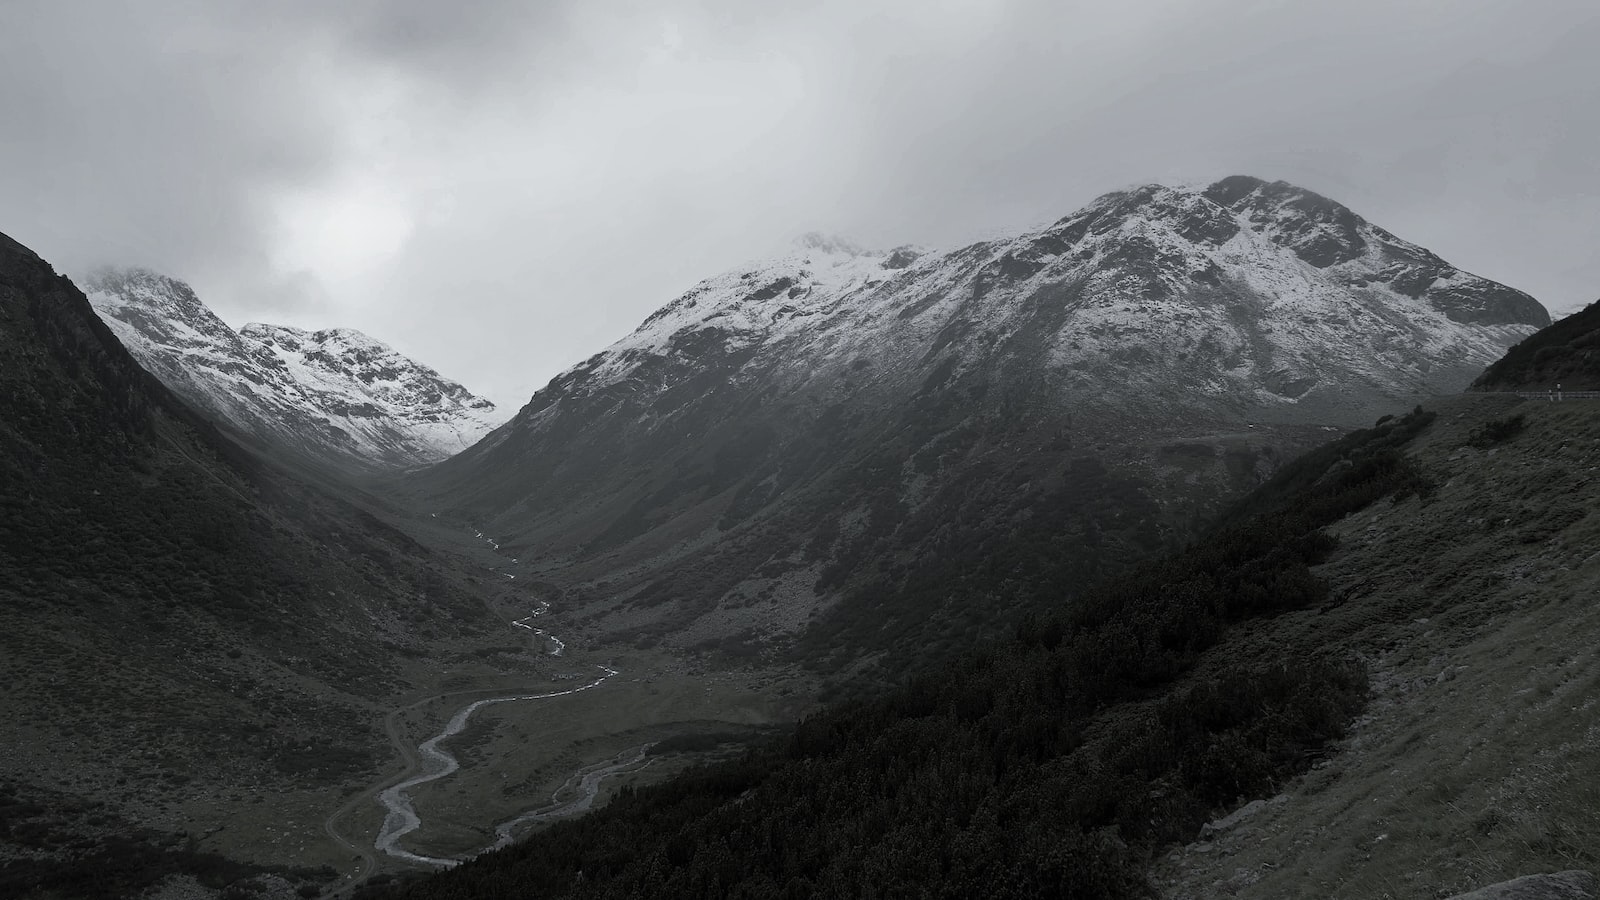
[322, 643, 808, 886]
[307, 513, 818, 886]
[0, 505, 816, 900]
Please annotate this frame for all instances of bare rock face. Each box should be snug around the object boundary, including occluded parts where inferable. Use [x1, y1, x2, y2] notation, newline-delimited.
[1447, 871, 1598, 900]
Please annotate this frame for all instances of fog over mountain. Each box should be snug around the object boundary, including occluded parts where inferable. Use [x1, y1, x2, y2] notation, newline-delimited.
[1, 0, 1597, 406]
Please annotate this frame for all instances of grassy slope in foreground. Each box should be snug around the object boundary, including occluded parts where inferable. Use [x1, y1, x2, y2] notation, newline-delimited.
[1156, 393, 1600, 898]
[375, 411, 1450, 900]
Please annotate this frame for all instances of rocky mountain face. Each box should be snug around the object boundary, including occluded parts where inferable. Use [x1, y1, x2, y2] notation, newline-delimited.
[411, 176, 1548, 671]
[0, 232, 493, 891]
[84, 267, 507, 475]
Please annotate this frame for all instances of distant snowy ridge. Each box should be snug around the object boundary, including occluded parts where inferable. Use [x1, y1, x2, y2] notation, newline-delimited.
[84, 267, 508, 473]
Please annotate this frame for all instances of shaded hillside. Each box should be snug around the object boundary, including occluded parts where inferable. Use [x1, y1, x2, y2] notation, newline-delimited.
[0, 231, 492, 894]
[408, 178, 1545, 677]
[1155, 394, 1600, 897]
[1473, 299, 1600, 390]
[377, 410, 1445, 900]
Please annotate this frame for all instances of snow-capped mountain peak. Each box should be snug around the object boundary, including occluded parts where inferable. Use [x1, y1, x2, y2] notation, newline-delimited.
[537, 176, 1548, 428]
[83, 269, 508, 473]
[83, 267, 253, 357]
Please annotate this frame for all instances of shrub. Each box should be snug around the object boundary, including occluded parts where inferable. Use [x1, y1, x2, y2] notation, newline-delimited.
[1466, 413, 1526, 448]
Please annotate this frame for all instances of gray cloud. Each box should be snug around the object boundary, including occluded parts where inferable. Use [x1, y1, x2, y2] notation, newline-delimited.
[2, 0, 1597, 408]
[2, 4, 340, 299]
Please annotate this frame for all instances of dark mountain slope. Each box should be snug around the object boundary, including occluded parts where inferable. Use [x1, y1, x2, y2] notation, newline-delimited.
[0, 231, 493, 894]
[388, 296, 1600, 898]
[407, 178, 1546, 677]
[378, 408, 1449, 900]
[1472, 298, 1600, 390]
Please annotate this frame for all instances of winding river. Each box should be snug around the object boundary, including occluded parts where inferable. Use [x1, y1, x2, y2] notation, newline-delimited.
[373, 659, 620, 867]
[512, 602, 564, 656]
[490, 743, 655, 850]
[371, 525, 653, 867]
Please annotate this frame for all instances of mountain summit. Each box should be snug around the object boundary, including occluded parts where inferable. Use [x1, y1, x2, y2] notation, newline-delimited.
[587, 176, 1544, 424]
[411, 177, 1547, 664]
[84, 267, 507, 474]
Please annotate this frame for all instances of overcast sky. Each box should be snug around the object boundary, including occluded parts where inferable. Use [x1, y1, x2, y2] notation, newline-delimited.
[3, 1, 1597, 408]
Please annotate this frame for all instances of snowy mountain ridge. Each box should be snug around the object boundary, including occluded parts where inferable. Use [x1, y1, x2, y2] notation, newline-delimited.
[85, 267, 507, 473]
[566, 176, 1545, 422]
